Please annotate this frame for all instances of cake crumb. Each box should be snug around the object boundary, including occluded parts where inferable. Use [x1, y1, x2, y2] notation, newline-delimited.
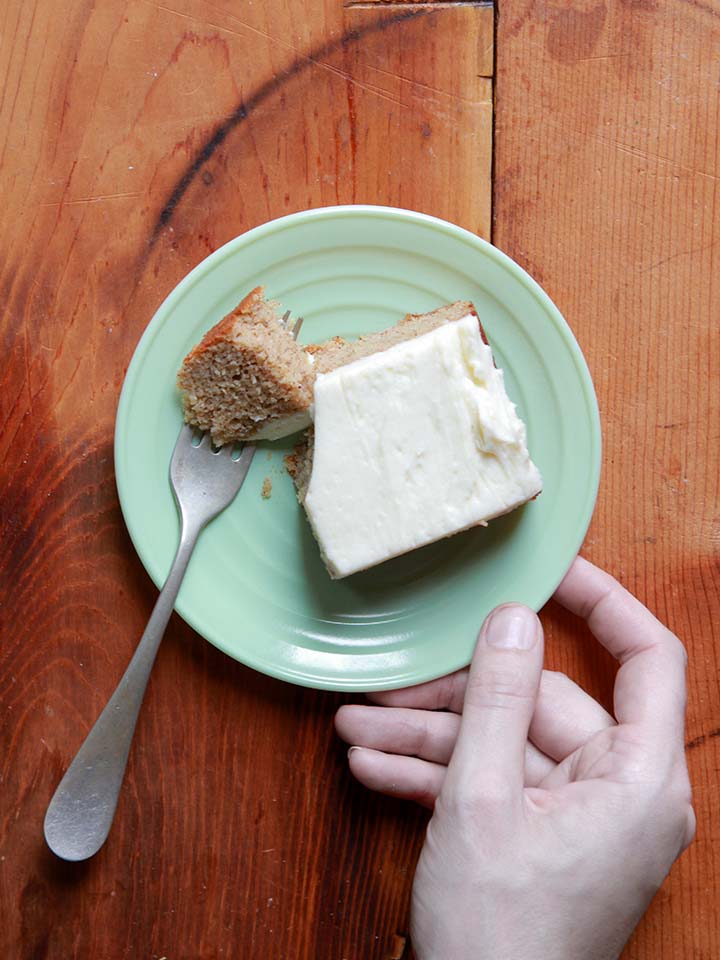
[261, 477, 272, 499]
[283, 452, 298, 479]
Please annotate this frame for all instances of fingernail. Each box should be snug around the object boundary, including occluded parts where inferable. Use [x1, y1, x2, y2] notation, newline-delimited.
[348, 746, 363, 758]
[484, 605, 538, 650]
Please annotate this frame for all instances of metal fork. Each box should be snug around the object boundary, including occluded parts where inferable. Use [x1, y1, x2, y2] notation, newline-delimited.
[44, 312, 303, 861]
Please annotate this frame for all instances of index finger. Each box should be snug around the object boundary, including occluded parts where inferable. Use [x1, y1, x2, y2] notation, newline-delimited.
[554, 557, 687, 747]
[367, 670, 467, 713]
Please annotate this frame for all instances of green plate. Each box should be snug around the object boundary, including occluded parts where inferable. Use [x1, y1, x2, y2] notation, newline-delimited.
[115, 205, 601, 691]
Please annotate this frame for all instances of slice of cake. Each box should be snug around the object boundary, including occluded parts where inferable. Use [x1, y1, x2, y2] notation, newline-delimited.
[178, 291, 542, 579]
[290, 308, 542, 579]
[177, 287, 314, 445]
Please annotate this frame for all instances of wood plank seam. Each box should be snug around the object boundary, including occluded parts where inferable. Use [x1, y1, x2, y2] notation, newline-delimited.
[489, 0, 497, 245]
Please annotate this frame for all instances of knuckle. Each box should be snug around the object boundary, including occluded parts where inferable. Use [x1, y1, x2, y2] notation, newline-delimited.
[448, 670, 466, 709]
[669, 793, 693, 828]
[412, 772, 440, 809]
[446, 774, 513, 820]
[674, 770, 694, 807]
[665, 631, 688, 668]
[410, 715, 431, 757]
[664, 769, 695, 842]
[468, 667, 537, 710]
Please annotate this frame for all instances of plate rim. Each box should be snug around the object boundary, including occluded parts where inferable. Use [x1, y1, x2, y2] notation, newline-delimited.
[115, 204, 602, 690]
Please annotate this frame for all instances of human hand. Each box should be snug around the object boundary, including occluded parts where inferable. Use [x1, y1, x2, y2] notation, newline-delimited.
[335, 558, 694, 960]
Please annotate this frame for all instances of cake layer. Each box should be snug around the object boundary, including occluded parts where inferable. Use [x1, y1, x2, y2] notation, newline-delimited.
[301, 314, 543, 579]
[178, 295, 482, 445]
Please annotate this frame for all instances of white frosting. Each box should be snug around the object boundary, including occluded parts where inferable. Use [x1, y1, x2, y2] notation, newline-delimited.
[250, 408, 312, 441]
[303, 314, 543, 578]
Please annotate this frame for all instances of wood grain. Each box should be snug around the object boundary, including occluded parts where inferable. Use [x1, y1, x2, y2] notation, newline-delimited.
[0, 1, 491, 958]
[495, 2, 720, 957]
[2, 0, 718, 955]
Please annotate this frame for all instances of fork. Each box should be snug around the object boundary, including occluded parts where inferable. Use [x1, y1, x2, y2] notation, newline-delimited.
[44, 312, 303, 861]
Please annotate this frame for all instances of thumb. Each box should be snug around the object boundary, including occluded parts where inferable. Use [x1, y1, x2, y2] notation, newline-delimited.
[444, 604, 544, 803]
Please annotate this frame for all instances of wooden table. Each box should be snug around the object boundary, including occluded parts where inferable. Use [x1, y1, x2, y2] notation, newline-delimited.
[2, 1, 718, 957]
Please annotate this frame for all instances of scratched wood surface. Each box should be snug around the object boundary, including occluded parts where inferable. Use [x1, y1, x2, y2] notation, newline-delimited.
[495, 2, 720, 957]
[2, 0, 718, 956]
[0, 2, 493, 958]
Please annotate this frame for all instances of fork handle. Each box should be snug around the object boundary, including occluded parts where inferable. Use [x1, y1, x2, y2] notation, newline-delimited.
[44, 519, 203, 862]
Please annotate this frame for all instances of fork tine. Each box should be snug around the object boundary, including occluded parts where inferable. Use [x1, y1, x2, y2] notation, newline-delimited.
[177, 422, 194, 444]
[280, 309, 303, 339]
[172, 423, 194, 458]
[234, 444, 256, 479]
